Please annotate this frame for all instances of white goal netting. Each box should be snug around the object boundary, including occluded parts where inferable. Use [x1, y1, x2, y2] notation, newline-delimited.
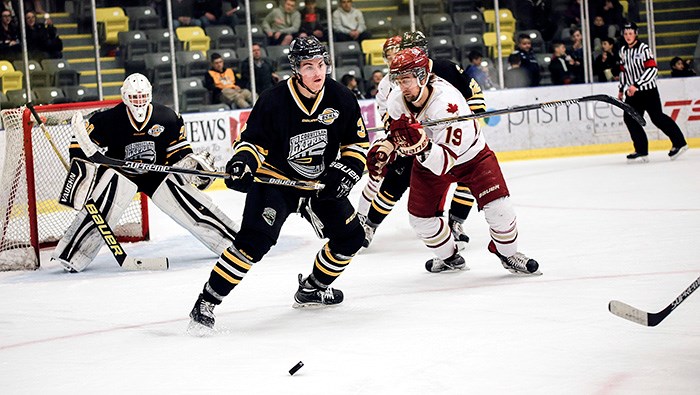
[0, 102, 149, 271]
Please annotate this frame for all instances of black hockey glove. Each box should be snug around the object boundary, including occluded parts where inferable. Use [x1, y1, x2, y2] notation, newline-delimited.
[225, 154, 254, 192]
[317, 161, 361, 200]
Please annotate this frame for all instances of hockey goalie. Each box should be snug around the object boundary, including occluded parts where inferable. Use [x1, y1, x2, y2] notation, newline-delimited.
[53, 73, 240, 272]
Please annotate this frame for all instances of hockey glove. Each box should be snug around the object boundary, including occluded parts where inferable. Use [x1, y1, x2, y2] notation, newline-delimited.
[188, 151, 216, 190]
[225, 153, 255, 192]
[367, 138, 397, 182]
[389, 114, 428, 156]
[317, 161, 361, 200]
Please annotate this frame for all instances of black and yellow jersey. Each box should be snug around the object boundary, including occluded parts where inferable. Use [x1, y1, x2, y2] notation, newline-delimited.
[70, 102, 191, 196]
[235, 77, 369, 185]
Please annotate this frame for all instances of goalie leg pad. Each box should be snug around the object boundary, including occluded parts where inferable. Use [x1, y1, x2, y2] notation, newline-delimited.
[59, 158, 98, 210]
[482, 196, 518, 257]
[152, 175, 240, 255]
[53, 169, 137, 272]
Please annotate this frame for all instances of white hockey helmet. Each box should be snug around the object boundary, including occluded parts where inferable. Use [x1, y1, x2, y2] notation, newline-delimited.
[121, 73, 152, 123]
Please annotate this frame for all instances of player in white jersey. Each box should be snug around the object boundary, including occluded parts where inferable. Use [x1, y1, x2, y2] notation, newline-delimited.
[372, 47, 540, 275]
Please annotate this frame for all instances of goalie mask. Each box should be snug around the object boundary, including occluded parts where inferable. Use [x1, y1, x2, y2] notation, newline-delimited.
[121, 73, 152, 123]
[288, 36, 332, 79]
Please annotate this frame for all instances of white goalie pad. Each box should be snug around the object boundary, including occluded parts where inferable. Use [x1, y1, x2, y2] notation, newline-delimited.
[52, 168, 138, 272]
[152, 174, 239, 255]
[58, 158, 98, 210]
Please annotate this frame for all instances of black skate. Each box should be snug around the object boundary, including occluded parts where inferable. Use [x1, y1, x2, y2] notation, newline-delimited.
[425, 252, 468, 273]
[626, 152, 649, 163]
[449, 219, 470, 251]
[293, 274, 344, 308]
[668, 144, 688, 160]
[187, 293, 216, 336]
[362, 221, 377, 248]
[488, 241, 541, 275]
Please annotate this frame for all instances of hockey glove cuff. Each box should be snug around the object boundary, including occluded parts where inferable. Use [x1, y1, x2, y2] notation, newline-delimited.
[367, 138, 397, 182]
[389, 114, 428, 156]
[317, 161, 361, 200]
[225, 152, 256, 192]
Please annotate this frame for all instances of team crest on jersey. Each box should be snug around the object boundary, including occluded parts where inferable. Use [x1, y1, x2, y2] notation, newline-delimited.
[148, 124, 165, 137]
[317, 108, 339, 125]
[124, 141, 156, 174]
[262, 207, 276, 226]
[447, 103, 459, 114]
[288, 129, 328, 178]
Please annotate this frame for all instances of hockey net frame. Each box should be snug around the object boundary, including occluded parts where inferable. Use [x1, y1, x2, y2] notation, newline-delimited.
[0, 102, 150, 271]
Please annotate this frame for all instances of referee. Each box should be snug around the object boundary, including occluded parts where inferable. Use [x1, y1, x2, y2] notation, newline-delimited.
[618, 22, 688, 162]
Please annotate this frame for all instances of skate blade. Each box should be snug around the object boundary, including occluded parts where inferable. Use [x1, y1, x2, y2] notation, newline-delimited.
[292, 301, 341, 309]
[504, 267, 543, 276]
[626, 157, 649, 164]
[186, 320, 215, 337]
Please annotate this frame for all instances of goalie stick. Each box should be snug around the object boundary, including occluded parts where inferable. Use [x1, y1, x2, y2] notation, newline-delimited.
[71, 112, 324, 191]
[608, 275, 700, 327]
[28, 103, 168, 271]
[366, 94, 646, 133]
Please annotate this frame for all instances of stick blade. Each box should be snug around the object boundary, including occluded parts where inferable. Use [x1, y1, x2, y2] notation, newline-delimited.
[608, 300, 650, 326]
[121, 257, 169, 271]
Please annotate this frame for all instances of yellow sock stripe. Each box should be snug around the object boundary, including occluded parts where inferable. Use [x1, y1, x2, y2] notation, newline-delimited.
[451, 197, 475, 206]
[371, 199, 392, 215]
[314, 245, 351, 276]
[213, 265, 241, 285]
[223, 248, 252, 271]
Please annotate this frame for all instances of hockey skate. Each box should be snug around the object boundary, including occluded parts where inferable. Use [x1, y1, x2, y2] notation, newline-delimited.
[449, 219, 470, 251]
[361, 220, 377, 248]
[187, 293, 216, 336]
[425, 252, 468, 273]
[668, 144, 688, 160]
[626, 152, 649, 163]
[293, 274, 344, 308]
[488, 241, 541, 275]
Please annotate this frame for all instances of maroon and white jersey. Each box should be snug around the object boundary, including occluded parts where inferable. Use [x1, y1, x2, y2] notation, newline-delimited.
[386, 76, 485, 176]
[372, 74, 393, 142]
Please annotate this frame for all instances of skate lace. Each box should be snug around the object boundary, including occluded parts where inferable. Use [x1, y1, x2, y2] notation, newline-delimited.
[199, 300, 215, 317]
[320, 287, 336, 303]
[450, 221, 464, 235]
[506, 253, 530, 270]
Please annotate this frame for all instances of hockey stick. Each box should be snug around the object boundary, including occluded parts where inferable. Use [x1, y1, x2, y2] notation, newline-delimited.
[71, 112, 324, 191]
[366, 94, 646, 132]
[27, 103, 168, 271]
[608, 275, 700, 326]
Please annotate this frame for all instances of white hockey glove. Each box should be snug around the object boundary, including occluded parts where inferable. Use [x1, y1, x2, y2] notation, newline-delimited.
[175, 151, 217, 190]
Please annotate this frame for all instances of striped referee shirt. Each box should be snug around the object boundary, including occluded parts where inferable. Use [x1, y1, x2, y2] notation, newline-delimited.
[618, 40, 658, 92]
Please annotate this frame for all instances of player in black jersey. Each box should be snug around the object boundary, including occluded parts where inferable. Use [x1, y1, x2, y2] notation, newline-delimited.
[53, 73, 239, 273]
[361, 31, 483, 256]
[188, 36, 369, 334]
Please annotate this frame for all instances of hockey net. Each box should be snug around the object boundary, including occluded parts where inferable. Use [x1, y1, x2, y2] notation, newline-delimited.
[0, 102, 149, 271]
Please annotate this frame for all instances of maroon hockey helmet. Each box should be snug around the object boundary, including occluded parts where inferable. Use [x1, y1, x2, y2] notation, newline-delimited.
[382, 35, 402, 61]
[389, 47, 430, 84]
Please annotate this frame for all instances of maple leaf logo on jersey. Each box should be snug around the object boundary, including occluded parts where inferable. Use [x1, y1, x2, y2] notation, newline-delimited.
[447, 103, 458, 114]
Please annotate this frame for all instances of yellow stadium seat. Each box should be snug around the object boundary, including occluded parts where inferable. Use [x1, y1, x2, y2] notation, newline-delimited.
[95, 7, 130, 45]
[620, 0, 629, 17]
[0, 61, 23, 94]
[176, 26, 211, 52]
[483, 9, 516, 33]
[483, 32, 514, 58]
[360, 38, 386, 66]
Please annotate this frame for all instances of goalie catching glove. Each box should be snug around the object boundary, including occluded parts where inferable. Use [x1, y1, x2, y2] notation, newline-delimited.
[366, 138, 397, 181]
[389, 114, 429, 156]
[317, 161, 361, 200]
[174, 151, 217, 190]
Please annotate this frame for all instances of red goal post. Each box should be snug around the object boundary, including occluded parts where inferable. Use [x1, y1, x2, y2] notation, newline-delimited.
[0, 102, 150, 271]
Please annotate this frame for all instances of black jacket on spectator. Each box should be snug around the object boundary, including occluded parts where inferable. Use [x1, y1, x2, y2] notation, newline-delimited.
[549, 55, 575, 85]
[240, 57, 278, 94]
[513, 49, 540, 86]
[593, 50, 620, 82]
[26, 21, 62, 60]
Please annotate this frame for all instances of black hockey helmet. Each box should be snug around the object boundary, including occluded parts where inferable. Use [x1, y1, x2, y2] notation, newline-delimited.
[622, 21, 638, 32]
[288, 36, 332, 77]
[400, 31, 429, 56]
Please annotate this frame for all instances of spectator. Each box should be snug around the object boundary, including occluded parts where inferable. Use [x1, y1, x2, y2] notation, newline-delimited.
[593, 37, 619, 82]
[597, 0, 624, 31]
[670, 57, 696, 78]
[549, 41, 576, 85]
[590, 15, 609, 51]
[332, 0, 370, 43]
[0, 10, 20, 60]
[340, 73, 364, 100]
[568, 27, 585, 82]
[504, 53, 530, 88]
[204, 52, 253, 108]
[173, 0, 202, 28]
[262, 0, 300, 46]
[24, 11, 61, 60]
[563, 0, 581, 28]
[240, 43, 280, 95]
[364, 69, 383, 98]
[221, 1, 241, 28]
[194, 0, 223, 28]
[513, 33, 541, 86]
[464, 50, 493, 90]
[299, 0, 325, 41]
[1, 0, 18, 22]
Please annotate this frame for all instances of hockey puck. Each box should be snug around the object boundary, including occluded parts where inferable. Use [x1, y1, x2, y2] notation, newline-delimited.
[289, 361, 304, 375]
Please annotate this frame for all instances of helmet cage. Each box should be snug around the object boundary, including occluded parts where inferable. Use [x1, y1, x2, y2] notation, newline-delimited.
[400, 31, 429, 56]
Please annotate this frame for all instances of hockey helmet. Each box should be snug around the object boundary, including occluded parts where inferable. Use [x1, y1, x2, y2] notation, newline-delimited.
[400, 31, 429, 55]
[622, 21, 638, 32]
[288, 36, 332, 78]
[121, 73, 152, 123]
[382, 35, 402, 64]
[389, 47, 430, 85]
